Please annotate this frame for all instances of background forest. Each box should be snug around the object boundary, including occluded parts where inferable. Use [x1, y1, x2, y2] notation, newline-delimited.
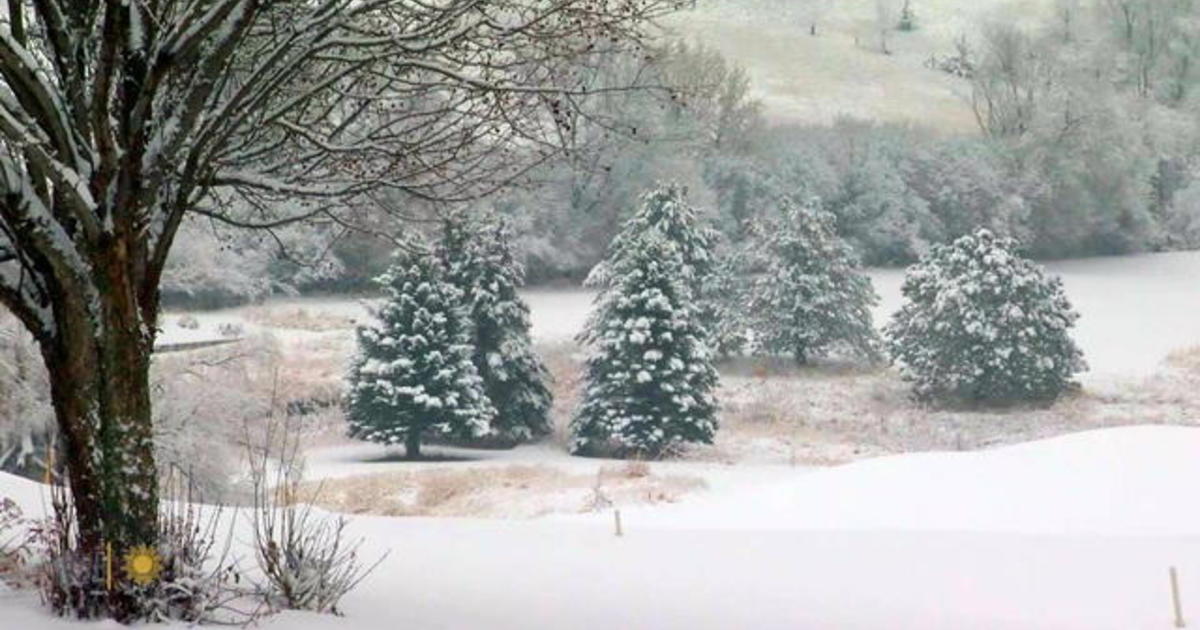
[162, 0, 1200, 307]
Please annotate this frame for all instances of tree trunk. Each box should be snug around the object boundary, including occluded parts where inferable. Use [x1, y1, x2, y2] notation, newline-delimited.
[405, 430, 421, 459]
[39, 250, 160, 580]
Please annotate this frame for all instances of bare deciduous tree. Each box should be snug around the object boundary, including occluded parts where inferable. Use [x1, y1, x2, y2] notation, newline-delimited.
[970, 23, 1053, 138]
[0, 0, 683, 618]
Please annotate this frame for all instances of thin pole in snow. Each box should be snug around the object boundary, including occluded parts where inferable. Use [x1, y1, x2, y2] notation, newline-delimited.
[614, 509, 623, 537]
[1171, 566, 1186, 628]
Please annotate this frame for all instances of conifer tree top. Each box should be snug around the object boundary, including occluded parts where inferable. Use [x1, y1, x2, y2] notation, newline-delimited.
[585, 183, 720, 291]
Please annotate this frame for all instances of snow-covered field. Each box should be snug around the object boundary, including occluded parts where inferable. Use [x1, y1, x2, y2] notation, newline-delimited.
[668, 0, 1059, 129]
[8, 251, 1192, 628]
[6, 426, 1200, 629]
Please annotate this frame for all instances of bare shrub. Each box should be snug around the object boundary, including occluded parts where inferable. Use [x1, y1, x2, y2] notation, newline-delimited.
[32, 471, 242, 623]
[248, 416, 383, 615]
[1, 497, 33, 587]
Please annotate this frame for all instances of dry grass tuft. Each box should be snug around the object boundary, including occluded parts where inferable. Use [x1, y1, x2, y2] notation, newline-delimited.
[302, 464, 705, 519]
[1166, 346, 1200, 373]
[243, 306, 356, 332]
[697, 348, 1200, 466]
[615, 461, 651, 479]
[539, 342, 585, 449]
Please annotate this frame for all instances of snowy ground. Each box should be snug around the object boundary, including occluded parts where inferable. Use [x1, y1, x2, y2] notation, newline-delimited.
[6, 426, 1200, 629]
[8, 251, 1195, 627]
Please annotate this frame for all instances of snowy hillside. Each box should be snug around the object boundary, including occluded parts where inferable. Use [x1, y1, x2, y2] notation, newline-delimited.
[669, 0, 1059, 128]
[6, 426, 1200, 629]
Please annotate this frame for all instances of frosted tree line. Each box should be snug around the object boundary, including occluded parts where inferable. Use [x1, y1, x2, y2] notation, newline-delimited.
[161, 1, 1200, 303]
[344, 182, 1085, 458]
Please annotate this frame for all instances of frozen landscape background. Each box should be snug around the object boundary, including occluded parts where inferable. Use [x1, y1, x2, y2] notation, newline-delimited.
[3, 0, 1200, 628]
[0, 250, 1162, 628]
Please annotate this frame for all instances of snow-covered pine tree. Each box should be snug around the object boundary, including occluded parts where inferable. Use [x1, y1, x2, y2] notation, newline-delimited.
[438, 216, 553, 444]
[571, 233, 719, 458]
[884, 229, 1086, 405]
[703, 246, 753, 358]
[747, 198, 882, 364]
[346, 254, 494, 458]
[583, 184, 723, 341]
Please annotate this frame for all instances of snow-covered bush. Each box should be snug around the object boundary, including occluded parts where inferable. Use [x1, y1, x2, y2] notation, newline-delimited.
[1165, 179, 1200, 248]
[572, 232, 719, 457]
[437, 216, 553, 444]
[3, 310, 267, 497]
[746, 199, 882, 364]
[884, 229, 1086, 405]
[345, 254, 494, 458]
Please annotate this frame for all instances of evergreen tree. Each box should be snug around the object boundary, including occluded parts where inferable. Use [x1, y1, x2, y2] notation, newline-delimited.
[438, 216, 553, 443]
[702, 247, 753, 358]
[747, 199, 882, 364]
[898, 0, 916, 31]
[584, 184, 721, 318]
[345, 254, 494, 458]
[884, 229, 1086, 404]
[571, 233, 719, 458]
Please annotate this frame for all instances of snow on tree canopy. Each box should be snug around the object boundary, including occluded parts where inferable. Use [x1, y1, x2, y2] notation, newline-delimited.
[437, 215, 553, 444]
[884, 229, 1086, 405]
[586, 183, 720, 292]
[571, 230, 719, 458]
[745, 197, 882, 364]
[582, 183, 725, 350]
[345, 254, 494, 458]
